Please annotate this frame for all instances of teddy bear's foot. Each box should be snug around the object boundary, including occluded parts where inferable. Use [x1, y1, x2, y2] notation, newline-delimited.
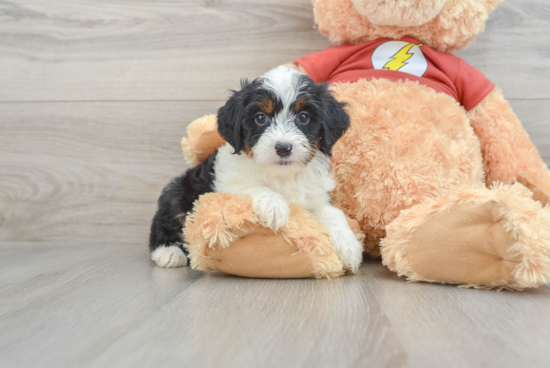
[381, 184, 550, 290]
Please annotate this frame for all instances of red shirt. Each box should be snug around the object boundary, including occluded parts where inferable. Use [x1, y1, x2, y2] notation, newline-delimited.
[295, 36, 495, 111]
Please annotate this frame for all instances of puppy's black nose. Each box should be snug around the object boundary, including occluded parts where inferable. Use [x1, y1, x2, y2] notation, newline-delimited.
[275, 142, 292, 158]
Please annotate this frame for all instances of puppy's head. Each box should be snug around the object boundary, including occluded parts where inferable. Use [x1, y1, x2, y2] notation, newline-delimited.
[217, 66, 350, 167]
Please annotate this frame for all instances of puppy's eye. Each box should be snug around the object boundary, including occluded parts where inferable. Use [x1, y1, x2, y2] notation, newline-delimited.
[297, 111, 310, 125]
[255, 113, 268, 125]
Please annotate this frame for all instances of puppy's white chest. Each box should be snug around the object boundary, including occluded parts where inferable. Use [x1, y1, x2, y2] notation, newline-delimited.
[214, 145, 334, 211]
[264, 173, 331, 211]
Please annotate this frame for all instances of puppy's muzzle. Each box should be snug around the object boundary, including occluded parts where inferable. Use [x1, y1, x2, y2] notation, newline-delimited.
[275, 142, 293, 158]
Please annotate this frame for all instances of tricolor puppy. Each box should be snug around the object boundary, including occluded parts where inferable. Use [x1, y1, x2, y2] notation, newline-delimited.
[149, 66, 363, 272]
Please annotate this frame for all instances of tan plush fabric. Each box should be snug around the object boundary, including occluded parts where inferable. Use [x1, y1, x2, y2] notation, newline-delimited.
[329, 79, 484, 247]
[408, 202, 519, 286]
[381, 184, 550, 290]
[184, 193, 345, 279]
[468, 90, 550, 196]
[314, 0, 503, 52]
[363, 234, 382, 258]
[201, 225, 316, 278]
[351, 0, 447, 28]
[517, 176, 550, 207]
[181, 114, 225, 165]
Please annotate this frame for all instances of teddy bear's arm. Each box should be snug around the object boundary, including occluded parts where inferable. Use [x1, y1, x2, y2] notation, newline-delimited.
[181, 63, 310, 166]
[468, 89, 550, 202]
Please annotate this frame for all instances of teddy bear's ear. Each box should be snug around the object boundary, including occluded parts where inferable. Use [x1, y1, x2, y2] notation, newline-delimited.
[318, 86, 350, 156]
[217, 80, 249, 154]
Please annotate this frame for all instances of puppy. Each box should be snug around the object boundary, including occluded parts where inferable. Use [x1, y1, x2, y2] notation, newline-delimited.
[149, 66, 363, 272]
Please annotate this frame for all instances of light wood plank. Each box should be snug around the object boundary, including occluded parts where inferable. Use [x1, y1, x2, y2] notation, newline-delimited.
[0, 101, 222, 243]
[1, 0, 549, 102]
[456, 0, 550, 98]
[0, 242, 549, 368]
[509, 99, 550, 164]
[1, 99, 549, 245]
[0, 0, 330, 102]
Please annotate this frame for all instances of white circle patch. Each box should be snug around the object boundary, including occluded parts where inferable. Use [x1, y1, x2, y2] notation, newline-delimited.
[371, 41, 428, 77]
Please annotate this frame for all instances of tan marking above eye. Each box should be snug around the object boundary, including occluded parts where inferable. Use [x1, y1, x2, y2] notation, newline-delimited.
[294, 97, 306, 112]
[259, 99, 274, 114]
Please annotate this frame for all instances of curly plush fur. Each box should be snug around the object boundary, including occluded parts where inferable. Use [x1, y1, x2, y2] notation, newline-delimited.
[313, 0, 503, 52]
[329, 78, 485, 244]
[468, 89, 550, 195]
[181, 114, 223, 166]
[381, 183, 550, 290]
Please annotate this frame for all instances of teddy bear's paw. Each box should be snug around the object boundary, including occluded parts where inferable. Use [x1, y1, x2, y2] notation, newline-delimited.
[252, 193, 290, 232]
[383, 185, 550, 289]
[331, 227, 364, 273]
[151, 245, 188, 268]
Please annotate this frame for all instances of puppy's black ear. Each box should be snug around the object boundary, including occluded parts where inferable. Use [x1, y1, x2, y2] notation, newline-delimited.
[318, 85, 350, 156]
[217, 79, 249, 154]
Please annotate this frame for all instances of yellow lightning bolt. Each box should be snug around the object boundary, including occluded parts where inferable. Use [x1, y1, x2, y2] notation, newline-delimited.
[384, 43, 424, 71]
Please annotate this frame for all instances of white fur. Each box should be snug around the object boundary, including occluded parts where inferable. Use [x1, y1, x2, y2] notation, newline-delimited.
[260, 66, 305, 111]
[255, 67, 312, 166]
[253, 121, 312, 166]
[214, 144, 333, 214]
[151, 245, 188, 268]
[244, 186, 290, 231]
[316, 206, 364, 273]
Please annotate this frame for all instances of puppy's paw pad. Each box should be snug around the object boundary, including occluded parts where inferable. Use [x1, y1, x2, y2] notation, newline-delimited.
[253, 196, 290, 232]
[151, 245, 188, 268]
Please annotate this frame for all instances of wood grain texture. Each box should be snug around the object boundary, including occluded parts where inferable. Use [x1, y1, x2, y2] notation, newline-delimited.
[0, 0, 549, 101]
[0, 101, 221, 243]
[0, 0, 330, 102]
[0, 242, 549, 368]
[1, 100, 549, 245]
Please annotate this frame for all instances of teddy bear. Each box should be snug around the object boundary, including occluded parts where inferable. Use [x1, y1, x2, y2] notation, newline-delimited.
[179, 0, 550, 290]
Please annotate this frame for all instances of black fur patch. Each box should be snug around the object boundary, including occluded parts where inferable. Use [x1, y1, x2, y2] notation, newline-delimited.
[216, 73, 349, 157]
[294, 76, 350, 156]
[149, 151, 218, 255]
[217, 79, 278, 154]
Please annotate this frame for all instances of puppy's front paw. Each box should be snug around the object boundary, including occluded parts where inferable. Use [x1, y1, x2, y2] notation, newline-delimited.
[252, 194, 290, 232]
[151, 245, 188, 268]
[331, 229, 363, 273]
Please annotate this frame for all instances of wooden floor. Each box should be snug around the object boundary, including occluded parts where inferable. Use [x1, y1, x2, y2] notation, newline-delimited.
[1, 1, 550, 367]
[1, 242, 550, 368]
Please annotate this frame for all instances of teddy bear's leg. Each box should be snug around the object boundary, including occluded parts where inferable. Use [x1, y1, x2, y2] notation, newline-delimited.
[469, 89, 550, 204]
[381, 183, 550, 290]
